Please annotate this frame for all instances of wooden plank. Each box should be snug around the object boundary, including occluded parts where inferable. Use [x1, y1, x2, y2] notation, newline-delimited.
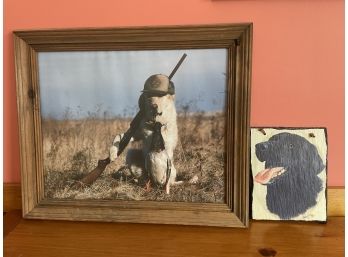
[4, 183, 345, 216]
[4, 210, 22, 237]
[4, 216, 344, 257]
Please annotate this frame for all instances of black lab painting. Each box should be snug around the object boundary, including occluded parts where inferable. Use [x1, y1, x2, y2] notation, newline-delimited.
[251, 128, 327, 221]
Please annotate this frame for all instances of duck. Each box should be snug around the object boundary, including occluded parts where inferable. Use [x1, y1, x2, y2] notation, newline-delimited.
[145, 122, 173, 194]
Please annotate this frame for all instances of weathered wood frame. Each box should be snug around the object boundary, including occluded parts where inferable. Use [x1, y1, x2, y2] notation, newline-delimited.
[13, 24, 252, 227]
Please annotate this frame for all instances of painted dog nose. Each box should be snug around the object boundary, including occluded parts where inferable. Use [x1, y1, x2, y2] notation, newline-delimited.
[256, 142, 268, 151]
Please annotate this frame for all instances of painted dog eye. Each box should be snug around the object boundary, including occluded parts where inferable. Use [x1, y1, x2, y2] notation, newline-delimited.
[289, 144, 294, 149]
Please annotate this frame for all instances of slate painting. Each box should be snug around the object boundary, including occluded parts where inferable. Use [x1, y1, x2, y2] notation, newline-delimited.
[251, 128, 327, 221]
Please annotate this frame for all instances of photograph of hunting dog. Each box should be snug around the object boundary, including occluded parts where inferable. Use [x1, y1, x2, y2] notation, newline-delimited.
[251, 128, 327, 221]
[40, 49, 227, 203]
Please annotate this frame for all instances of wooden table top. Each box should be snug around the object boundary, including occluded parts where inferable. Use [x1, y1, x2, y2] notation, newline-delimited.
[4, 211, 344, 257]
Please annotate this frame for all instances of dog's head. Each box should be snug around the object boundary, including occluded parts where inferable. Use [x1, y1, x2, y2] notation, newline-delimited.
[254, 132, 325, 185]
[143, 93, 176, 123]
[140, 74, 176, 123]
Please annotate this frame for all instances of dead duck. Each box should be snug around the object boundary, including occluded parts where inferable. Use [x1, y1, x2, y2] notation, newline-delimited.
[145, 122, 174, 194]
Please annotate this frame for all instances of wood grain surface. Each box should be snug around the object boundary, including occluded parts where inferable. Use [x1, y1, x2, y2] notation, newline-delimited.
[4, 211, 344, 257]
[4, 210, 23, 237]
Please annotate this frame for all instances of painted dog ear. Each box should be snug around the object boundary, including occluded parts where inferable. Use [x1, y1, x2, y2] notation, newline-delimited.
[302, 140, 325, 175]
[317, 158, 325, 174]
[311, 152, 325, 174]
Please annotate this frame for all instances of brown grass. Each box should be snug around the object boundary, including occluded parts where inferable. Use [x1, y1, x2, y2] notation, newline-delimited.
[43, 113, 225, 203]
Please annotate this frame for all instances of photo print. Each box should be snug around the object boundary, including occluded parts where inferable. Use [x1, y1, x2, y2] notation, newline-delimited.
[39, 49, 228, 203]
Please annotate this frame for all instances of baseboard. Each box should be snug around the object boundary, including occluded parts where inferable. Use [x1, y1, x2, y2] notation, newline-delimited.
[4, 183, 22, 212]
[327, 187, 344, 217]
[3, 183, 344, 216]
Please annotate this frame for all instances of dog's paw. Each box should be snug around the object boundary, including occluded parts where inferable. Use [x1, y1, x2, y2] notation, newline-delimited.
[113, 134, 124, 145]
[109, 134, 123, 161]
[165, 182, 170, 195]
[109, 146, 118, 162]
[189, 175, 199, 184]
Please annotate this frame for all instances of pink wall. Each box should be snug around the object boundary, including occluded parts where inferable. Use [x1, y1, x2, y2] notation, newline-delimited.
[4, 0, 344, 186]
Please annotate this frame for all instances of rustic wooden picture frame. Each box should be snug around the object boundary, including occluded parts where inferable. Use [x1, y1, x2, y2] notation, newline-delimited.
[13, 24, 252, 227]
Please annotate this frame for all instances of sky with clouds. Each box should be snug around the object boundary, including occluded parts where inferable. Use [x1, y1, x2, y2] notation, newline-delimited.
[38, 49, 227, 119]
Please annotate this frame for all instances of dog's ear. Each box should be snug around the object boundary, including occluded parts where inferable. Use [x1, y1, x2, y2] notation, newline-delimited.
[312, 155, 325, 174]
[307, 145, 325, 174]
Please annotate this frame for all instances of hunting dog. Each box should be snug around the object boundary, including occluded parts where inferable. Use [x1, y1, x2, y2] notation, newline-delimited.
[254, 132, 325, 219]
[110, 92, 180, 194]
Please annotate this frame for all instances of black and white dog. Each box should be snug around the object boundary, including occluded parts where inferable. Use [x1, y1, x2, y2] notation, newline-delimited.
[110, 90, 180, 194]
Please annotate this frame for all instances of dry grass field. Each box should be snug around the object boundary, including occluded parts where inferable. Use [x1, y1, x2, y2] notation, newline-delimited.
[43, 112, 225, 203]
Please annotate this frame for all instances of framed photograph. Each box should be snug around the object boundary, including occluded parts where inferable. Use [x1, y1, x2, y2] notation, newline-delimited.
[14, 24, 252, 227]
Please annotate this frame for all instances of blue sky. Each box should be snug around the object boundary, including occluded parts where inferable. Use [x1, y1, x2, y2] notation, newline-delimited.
[38, 49, 227, 119]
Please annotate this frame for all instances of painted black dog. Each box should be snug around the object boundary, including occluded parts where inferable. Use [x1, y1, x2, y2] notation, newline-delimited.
[254, 132, 325, 219]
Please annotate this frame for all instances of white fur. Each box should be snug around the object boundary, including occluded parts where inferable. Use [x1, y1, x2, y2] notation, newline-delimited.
[142, 94, 178, 159]
[110, 94, 179, 193]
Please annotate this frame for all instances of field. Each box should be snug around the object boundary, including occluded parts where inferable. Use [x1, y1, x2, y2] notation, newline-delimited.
[43, 112, 225, 203]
